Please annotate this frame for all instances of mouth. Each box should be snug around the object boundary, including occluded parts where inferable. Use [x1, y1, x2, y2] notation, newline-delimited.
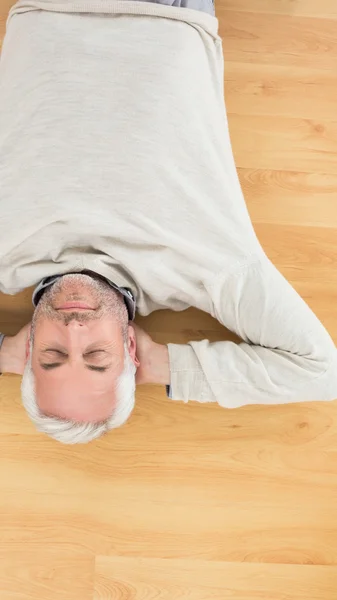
[56, 302, 96, 311]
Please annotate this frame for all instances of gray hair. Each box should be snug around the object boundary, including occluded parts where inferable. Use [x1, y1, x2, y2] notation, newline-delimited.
[21, 343, 136, 444]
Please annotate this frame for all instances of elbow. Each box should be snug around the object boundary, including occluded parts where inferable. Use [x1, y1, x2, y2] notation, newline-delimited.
[299, 354, 337, 402]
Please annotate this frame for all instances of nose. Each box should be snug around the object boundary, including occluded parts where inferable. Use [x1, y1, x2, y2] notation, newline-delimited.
[64, 319, 85, 327]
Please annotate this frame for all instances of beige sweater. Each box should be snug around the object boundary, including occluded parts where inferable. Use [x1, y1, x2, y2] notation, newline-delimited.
[1, 0, 337, 406]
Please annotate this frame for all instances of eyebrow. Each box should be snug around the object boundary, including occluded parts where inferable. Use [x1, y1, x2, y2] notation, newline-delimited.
[42, 342, 105, 356]
[39, 363, 112, 373]
[42, 347, 105, 355]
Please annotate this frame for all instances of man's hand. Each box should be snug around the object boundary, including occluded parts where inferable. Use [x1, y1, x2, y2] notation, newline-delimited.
[133, 323, 170, 386]
[0, 323, 31, 375]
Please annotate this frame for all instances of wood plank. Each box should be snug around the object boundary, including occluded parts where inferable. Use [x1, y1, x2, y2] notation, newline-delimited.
[220, 11, 337, 70]
[239, 169, 337, 228]
[222, 0, 337, 19]
[229, 114, 337, 175]
[2, 398, 337, 565]
[0, 551, 93, 600]
[225, 62, 337, 120]
[94, 557, 337, 600]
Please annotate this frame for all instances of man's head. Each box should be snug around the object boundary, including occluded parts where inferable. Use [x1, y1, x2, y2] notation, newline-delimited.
[21, 273, 140, 444]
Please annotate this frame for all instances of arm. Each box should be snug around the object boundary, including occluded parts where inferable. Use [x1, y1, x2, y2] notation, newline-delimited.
[166, 257, 337, 407]
[0, 324, 31, 375]
[133, 324, 170, 387]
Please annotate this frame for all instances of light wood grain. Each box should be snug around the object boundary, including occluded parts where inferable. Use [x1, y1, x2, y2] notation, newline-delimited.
[229, 114, 337, 175]
[1, 1, 337, 599]
[225, 62, 337, 120]
[220, 11, 337, 70]
[222, 0, 337, 19]
[238, 169, 337, 228]
[0, 551, 93, 600]
[94, 558, 337, 600]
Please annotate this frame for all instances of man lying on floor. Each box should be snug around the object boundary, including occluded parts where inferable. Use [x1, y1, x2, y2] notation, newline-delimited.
[0, 0, 336, 444]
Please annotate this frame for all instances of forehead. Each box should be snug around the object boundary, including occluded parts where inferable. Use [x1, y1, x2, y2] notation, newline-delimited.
[34, 367, 118, 422]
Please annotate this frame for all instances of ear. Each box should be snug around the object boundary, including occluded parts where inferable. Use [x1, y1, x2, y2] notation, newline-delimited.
[25, 324, 32, 361]
[127, 324, 140, 368]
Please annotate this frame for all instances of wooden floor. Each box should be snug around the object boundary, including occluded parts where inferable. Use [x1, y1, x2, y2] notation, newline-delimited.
[1, 1, 337, 598]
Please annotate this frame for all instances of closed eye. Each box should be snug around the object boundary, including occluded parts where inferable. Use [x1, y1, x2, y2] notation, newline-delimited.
[39, 348, 111, 372]
[40, 362, 111, 373]
[86, 365, 110, 372]
[40, 362, 63, 370]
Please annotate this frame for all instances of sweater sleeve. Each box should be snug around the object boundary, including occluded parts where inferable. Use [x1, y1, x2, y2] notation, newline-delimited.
[167, 257, 337, 407]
